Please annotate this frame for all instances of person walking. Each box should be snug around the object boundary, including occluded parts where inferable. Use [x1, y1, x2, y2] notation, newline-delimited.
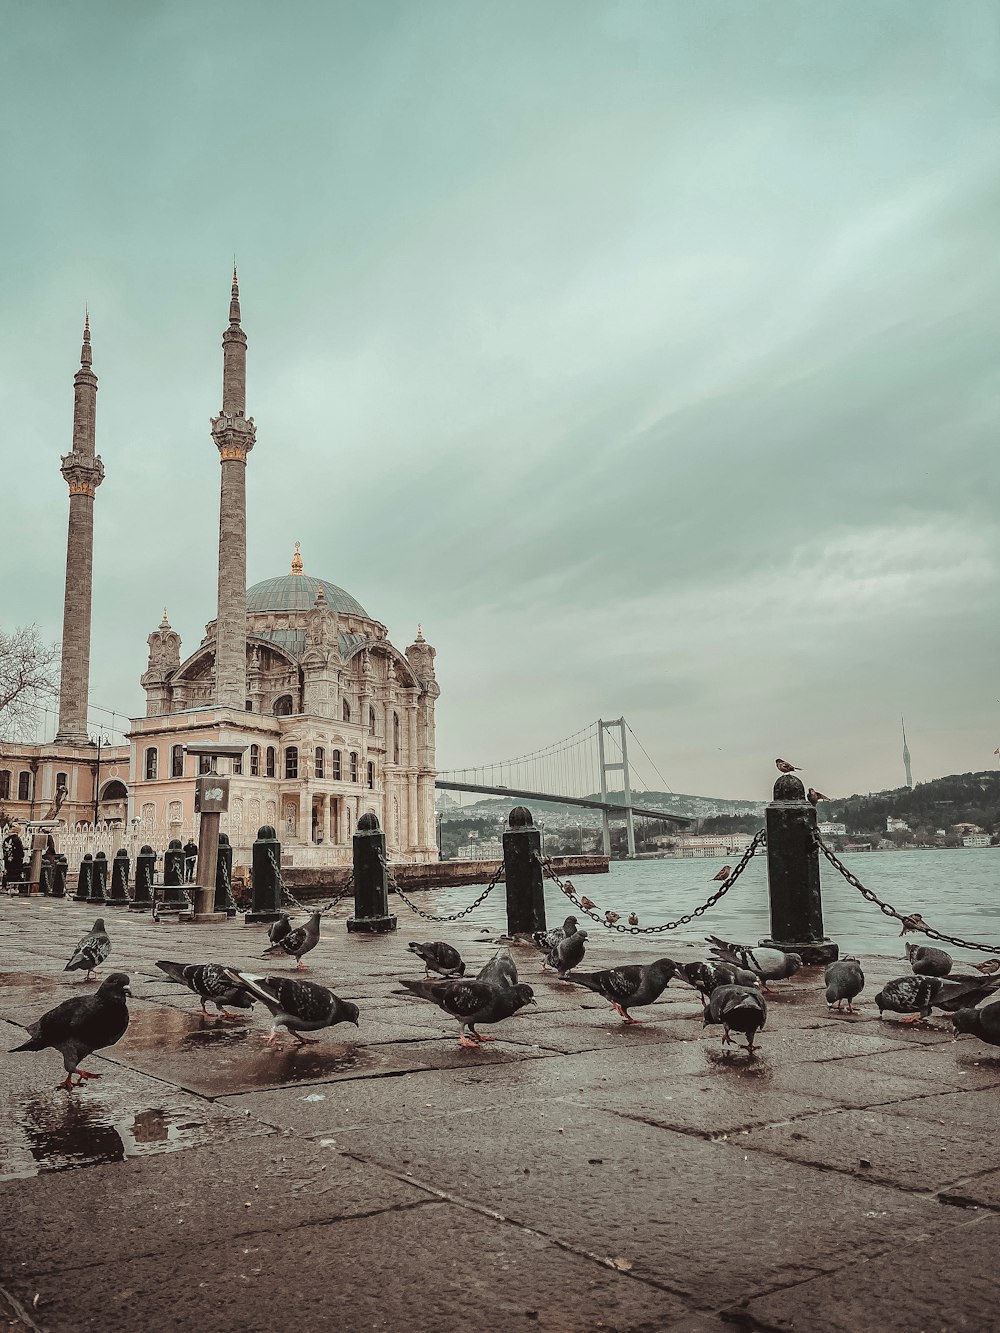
[183, 837, 198, 883]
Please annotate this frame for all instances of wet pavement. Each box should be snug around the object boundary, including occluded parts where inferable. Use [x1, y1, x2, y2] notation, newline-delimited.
[1, 894, 998, 1332]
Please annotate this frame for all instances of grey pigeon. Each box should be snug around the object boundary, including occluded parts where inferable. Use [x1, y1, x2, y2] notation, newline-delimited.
[477, 947, 518, 990]
[706, 935, 802, 988]
[824, 958, 865, 1013]
[261, 912, 320, 969]
[906, 944, 953, 977]
[676, 960, 760, 1002]
[396, 978, 536, 1048]
[224, 971, 359, 1046]
[932, 974, 1000, 1013]
[703, 983, 767, 1053]
[532, 915, 579, 953]
[64, 918, 111, 981]
[268, 913, 292, 945]
[951, 1002, 1000, 1049]
[546, 929, 588, 979]
[10, 972, 131, 1090]
[407, 940, 466, 978]
[155, 960, 255, 1019]
[565, 958, 678, 1023]
[875, 975, 944, 1021]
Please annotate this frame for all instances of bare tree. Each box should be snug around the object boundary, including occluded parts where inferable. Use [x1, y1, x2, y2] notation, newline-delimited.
[0, 625, 59, 740]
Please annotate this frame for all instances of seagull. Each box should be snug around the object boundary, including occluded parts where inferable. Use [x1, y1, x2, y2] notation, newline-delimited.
[396, 978, 536, 1048]
[155, 960, 255, 1019]
[905, 943, 953, 977]
[261, 912, 320, 969]
[476, 948, 518, 990]
[565, 958, 678, 1023]
[706, 936, 802, 989]
[64, 918, 111, 982]
[406, 941, 466, 978]
[824, 958, 864, 1013]
[712, 866, 732, 882]
[545, 930, 588, 979]
[703, 984, 767, 1053]
[224, 971, 359, 1047]
[775, 759, 801, 773]
[268, 913, 292, 945]
[951, 1002, 1000, 1049]
[10, 973, 131, 1090]
[532, 916, 578, 953]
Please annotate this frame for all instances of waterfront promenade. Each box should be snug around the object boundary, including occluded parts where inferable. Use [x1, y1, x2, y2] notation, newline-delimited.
[1, 895, 997, 1333]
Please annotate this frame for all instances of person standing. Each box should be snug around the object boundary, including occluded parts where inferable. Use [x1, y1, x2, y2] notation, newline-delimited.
[2, 824, 26, 888]
[183, 836, 198, 883]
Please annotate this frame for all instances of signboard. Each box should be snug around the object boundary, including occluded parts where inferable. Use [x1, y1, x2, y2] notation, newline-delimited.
[195, 774, 230, 814]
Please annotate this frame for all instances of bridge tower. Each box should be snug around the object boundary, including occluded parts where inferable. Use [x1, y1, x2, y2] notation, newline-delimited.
[596, 717, 636, 858]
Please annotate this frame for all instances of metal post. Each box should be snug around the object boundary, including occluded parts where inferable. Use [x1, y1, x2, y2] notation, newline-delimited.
[596, 721, 611, 857]
[347, 812, 397, 933]
[108, 849, 130, 907]
[162, 839, 187, 906]
[90, 851, 108, 905]
[246, 825, 282, 924]
[51, 854, 67, 899]
[191, 809, 225, 921]
[762, 774, 838, 965]
[73, 853, 94, 903]
[502, 806, 546, 937]
[215, 833, 236, 917]
[131, 845, 155, 911]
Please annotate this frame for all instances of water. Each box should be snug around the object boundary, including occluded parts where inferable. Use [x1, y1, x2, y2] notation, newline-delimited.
[425, 849, 1000, 959]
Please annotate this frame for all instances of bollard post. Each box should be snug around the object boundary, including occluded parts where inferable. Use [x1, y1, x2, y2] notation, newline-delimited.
[215, 833, 236, 918]
[51, 854, 67, 899]
[245, 825, 283, 924]
[347, 812, 397, 933]
[502, 806, 546, 937]
[73, 854, 94, 903]
[108, 849, 130, 907]
[162, 839, 188, 907]
[90, 851, 108, 906]
[762, 774, 838, 965]
[130, 845, 156, 911]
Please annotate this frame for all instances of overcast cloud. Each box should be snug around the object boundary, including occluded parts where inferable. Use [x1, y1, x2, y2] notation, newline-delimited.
[2, 0, 998, 800]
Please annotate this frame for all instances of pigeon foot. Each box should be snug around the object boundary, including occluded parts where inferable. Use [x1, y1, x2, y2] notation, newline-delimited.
[900, 1014, 927, 1024]
[219, 1011, 246, 1021]
[294, 961, 309, 971]
[291, 1033, 320, 1044]
[721, 1030, 733, 1045]
[458, 1034, 481, 1049]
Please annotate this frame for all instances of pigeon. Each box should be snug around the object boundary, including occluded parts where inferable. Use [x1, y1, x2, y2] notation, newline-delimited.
[224, 971, 359, 1046]
[706, 936, 802, 988]
[10, 972, 131, 1090]
[824, 958, 864, 1013]
[906, 943, 953, 977]
[874, 975, 943, 1022]
[565, 958, 678, 1023]
[261, 912, 320, 969]
[407, 940, 466, 978]
[268, 912, 292, 945]
[532, 916, 579, 952]
[675, 960, 761, 1003]
[545, 930, 588, 979]
[64, 918, 111, 981]
[155, 960, 255, 1019]
[775, 758, 801, 773]
[703, 984, 767, 1053]
[932, 974, 1000, 1013]
[951, 1002, 1000, 1049]
[806, 788, 829, 807]
[396, 978, 535, 1048]
[477, 947, 518, 990]
[712, 865, 732, 882]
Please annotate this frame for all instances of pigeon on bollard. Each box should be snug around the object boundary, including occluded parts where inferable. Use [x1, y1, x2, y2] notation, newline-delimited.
[155, 960, 255, 1019]
[533, 916, 578, 952]
[706, 936, 801, 990]
[477, 948, 518, 990]
[64, 918, 112, 982]
[951, 1002, 1000, 1049]
[11, 972, 131, 1090]
[905, 944, 953, 977]
[407, 941, 466, 978]
[396, 978, 536, 1048]
[261, 912, 320, 969]
[703, 984, 767, 1054]
[224, 971, 359, 1047]
[546, 930, 588, 980]
[268, 913, 292, 946]
[675, 960, 761, 1005]
[565, 958, 679, 1023]
[824, 958, 865, 1014]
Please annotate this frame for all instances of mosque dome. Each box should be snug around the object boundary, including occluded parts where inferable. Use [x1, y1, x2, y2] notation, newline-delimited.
[246, 544, 368, 618]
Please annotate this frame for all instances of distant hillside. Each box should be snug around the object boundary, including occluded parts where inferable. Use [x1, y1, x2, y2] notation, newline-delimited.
[820, 771, 1000, 841]
[438, 788, 764, 822]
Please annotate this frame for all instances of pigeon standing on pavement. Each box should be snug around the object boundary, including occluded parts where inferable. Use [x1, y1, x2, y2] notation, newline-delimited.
[703, 984, 767, 1053]
[706, 936, 802, 989]
[565, 958, 678, 1023]
[675, 960, 761, 1003]
[874, 975, 944, 1022]
[824, 958, 865, 1013]
[532, 916, 578, 953]
[155, 960, 255, 1019]
[546, 930, 588, 979]
[407, 941, 466, 978]
[477, 948, 518, 990]
[225, 971, 359, 1046]
[268, 913, 292, 946]
[396, 978, 535, 1048]
[10, 972, 131, 1090]
[64, 918, 111, 982]
[951, 1002, 1000, 1049]
[906, 944, 953, 977]
[261, 912, 321, 969]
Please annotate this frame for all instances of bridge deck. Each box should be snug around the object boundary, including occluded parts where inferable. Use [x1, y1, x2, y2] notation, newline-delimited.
[434, 779, 690, 825]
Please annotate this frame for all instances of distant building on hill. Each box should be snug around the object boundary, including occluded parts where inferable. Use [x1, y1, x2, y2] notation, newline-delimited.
[886, 816, 910, 833]
[819, 821, 846, 836]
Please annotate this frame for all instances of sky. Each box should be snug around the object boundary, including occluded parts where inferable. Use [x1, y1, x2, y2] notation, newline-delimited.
[2, 0, 998, 802]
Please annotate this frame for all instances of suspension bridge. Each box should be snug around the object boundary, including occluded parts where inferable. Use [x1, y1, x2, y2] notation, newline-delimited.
[435, 717, 690, 857]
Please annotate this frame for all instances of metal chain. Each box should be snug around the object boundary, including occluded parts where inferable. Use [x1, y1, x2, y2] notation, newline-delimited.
[813, 832, 1000, 955]
[536, 830, 766, 934]
[267, 850, 354, 916]
[382, 852, 505, 922]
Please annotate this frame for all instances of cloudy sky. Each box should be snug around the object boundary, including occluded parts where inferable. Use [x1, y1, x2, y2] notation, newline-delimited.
[2, 0, 998, 801]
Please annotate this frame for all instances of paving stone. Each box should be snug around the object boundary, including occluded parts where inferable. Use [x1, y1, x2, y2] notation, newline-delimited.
[839, 1045, 1000, 1092]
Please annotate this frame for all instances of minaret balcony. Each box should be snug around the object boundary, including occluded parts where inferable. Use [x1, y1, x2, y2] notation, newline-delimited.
[60, 452, 105, 496]
[211, 412, 256, 462]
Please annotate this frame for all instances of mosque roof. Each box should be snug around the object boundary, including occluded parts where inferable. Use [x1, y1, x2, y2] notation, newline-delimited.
[245, 544, 369, 618]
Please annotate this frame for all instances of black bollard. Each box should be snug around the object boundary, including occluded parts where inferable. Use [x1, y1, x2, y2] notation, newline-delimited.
[502, 806, 546, 937]
[245, 825, 282, 924]
[40, 860, 54, 895]
[131, 845, 156, 911]
[51, 854, 68, 899]
[347, 812, 397, 933]
[762, 774, 838, 965]
[90, 851, 108, 906]
[215, 833, 236, 917]
[162, 839, 188, 906]
[73, 853, 94, 903]
[108, 849, 130, 907]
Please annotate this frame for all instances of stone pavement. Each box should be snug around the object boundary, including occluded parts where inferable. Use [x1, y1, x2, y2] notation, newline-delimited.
[1, 895, 997, 1333]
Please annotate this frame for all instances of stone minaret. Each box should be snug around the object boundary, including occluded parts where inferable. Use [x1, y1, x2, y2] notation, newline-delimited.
[210, 269, 255, 709]
[55, 314, 105, 743]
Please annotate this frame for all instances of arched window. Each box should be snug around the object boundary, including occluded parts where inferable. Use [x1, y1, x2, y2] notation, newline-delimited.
[331, 749, 342, 781]
[393, 712, 400, 765]
[250, 744, 260, 777]
[144, 748, 158, 781]
[55, 771, 69, 797]
[0, 771, 10, 800]
[285, 747, 298, 779]
[314, 747, 325, 779]
[367, 760, 374, 789]
[17, 771, 31, 801]
[233, 750, 244, 775]
[171, 745, 184, 778]
[342, 698, 351, 723]
[350, 752, 358, 783]
[368, 706, 376, 733]
[266, 746, 276, 778]
[274, 695, 293, 717]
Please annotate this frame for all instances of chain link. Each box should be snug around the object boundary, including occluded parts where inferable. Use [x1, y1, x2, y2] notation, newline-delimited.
[267, 850, 354, 916]
[382, 851, 505, 922]
[813, 832, 1000, 955]
[536, 831, 766, 934]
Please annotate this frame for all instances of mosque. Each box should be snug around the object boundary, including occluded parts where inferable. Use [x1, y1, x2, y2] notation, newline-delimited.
[0, 274, 440, 866]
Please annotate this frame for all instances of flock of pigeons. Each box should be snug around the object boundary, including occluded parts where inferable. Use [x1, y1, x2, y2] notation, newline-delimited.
[8, 908, 1000, 1091]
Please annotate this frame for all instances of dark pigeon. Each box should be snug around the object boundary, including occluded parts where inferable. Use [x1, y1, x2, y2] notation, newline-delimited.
[407, 940, 466, 978]
[546, 930, 588, 979]
[532, 915, 579, 953]
[10, 972, 131, 1090]
[477, 948, 518, 990]
[906, 944, 953, 977]
[64, 918, 111, 981]
[676, 960, 760, 1003]
[874, 975, 944, 1021]
[824, 958, 865, 1013]
[224, 971, 359, 1046]
[565, 958, 678, 1023]
[703, 983, 767, 1053]
[261, 912, 320, 969]
[396, 978, 535, 1048]
[706, 935, 801, 987]
[155, 960, 255, 1018]
[932, 974, 1000, 1013]
[268, 913, 292, 945]
[951, 1001, 1000, 1049]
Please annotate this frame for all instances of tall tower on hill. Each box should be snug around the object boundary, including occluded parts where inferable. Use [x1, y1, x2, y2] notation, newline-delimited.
[901, 717, 913, 789]
[55, 314, 104, 743]
[210, 269, 255, 709]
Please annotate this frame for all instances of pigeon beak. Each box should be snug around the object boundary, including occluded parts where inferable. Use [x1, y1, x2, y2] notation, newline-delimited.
[123, 987, 133, 997]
